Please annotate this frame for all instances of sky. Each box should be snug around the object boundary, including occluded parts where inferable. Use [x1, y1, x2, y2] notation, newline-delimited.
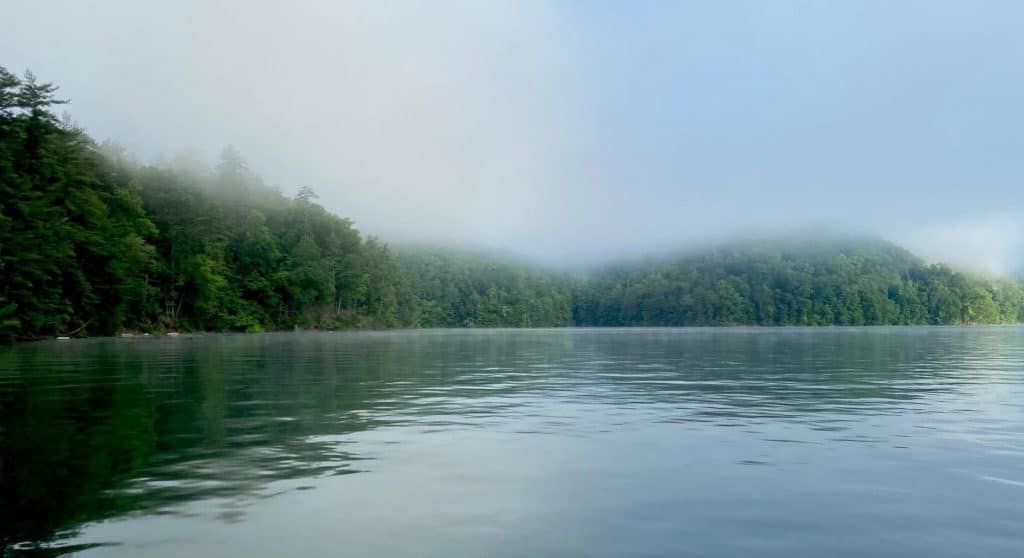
[3, 1, 1023, 272]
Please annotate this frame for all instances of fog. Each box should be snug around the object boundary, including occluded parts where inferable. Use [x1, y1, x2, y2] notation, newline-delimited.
[3, 1, 1022, 272]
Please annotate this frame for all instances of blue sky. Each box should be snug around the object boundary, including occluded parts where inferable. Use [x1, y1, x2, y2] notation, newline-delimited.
[3, 1, 1022, 270]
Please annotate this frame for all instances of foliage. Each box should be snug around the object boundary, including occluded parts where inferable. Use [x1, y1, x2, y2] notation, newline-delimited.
[572, 237, 1024, 326]
[0, 67, 1021, 341]
[393, 248, 573, 328]
[0, 68, 403, 337]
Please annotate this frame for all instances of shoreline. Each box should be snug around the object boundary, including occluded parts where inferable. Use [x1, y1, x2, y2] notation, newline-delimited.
[23, 322, 1023, 345]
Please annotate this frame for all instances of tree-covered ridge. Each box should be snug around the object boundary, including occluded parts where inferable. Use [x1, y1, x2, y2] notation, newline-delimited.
[0, 68, 402, 340]
[572, 237, 1024, 326]
[394, 247, 572, 327]
[1, 68, 158, 341]
[0, 67, 575, 341]
[1, 67, 1022, 342]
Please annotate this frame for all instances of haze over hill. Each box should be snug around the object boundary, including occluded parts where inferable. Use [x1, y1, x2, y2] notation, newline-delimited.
[2, 66, 1021, 342]
[2, 1, 1023, 272]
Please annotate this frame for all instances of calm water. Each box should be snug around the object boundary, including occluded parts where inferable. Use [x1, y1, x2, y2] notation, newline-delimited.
[2, 328, 1024, 557]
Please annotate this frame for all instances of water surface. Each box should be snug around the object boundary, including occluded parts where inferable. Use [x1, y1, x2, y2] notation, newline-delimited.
[2, 328, 1023, 556]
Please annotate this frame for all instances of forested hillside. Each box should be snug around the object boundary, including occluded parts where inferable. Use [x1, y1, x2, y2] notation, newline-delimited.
[1, 68, 1022, 342]
[0, 67, 399, 339]
[394, 248, 572, 327]
[573, 238, 1024, 326]
[0, 67, 570, 340]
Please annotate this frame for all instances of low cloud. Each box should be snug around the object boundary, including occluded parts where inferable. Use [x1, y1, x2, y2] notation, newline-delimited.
[899, 214, 1024, 275]
[3, 1, 1022, 269]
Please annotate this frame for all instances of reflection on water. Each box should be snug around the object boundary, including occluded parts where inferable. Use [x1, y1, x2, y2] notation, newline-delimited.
[1, 328, 1023, 557]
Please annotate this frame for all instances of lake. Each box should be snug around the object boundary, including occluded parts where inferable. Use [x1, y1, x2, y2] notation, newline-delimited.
[2, 328, 1023, 557]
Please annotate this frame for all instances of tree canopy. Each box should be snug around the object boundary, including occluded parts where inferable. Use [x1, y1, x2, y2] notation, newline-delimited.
[1, 67, 1021, 342]
[572, 237, 1024, 327]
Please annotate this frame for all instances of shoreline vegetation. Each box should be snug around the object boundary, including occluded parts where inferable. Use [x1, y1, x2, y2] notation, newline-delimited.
[46, 322, 1024, 346]
[2, 68, 1023, 343]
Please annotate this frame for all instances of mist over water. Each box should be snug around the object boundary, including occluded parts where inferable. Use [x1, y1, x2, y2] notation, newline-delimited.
[2, 329, 1024, 556]
[5, 5, 1024, 556]
[3, 1, 1023, 270]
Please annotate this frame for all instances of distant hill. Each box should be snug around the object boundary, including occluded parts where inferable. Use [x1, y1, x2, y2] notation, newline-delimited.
[571, 235, 1024, 326]
[392, 247, 573, 328]
[390, 236, 1024, 328]
[1, 67, 1021, 341]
